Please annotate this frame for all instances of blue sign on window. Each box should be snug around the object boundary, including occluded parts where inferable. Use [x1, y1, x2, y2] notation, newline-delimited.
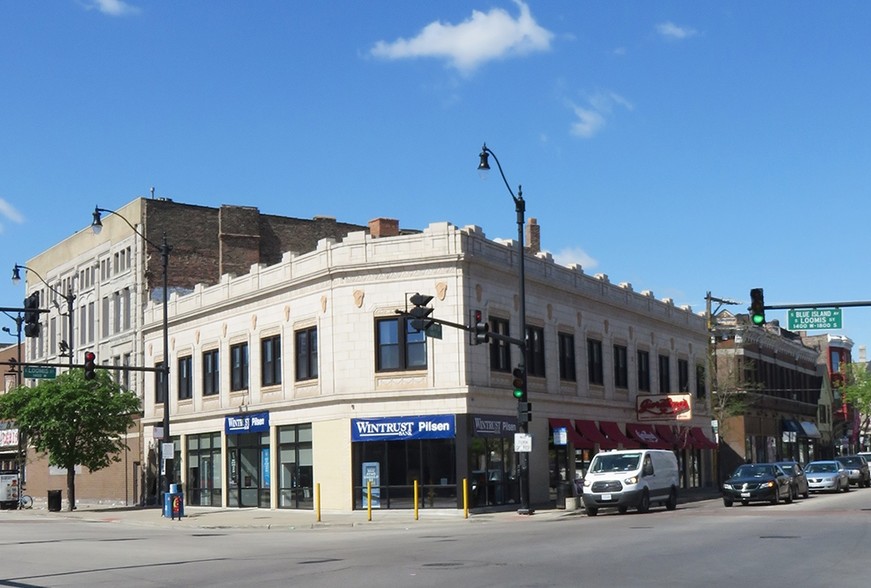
[351, 415, 455, 442]
[225, 412, 270, 435]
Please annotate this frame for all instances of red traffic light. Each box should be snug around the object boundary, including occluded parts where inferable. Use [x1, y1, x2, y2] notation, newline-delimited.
[84, 351, 97, 380]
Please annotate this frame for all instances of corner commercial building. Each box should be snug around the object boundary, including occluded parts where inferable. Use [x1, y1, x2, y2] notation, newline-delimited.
[141, 218, 715, 513]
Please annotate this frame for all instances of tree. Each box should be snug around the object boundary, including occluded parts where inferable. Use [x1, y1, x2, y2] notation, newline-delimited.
[0, 368, 140, 511]
[836, 362, 871, 451]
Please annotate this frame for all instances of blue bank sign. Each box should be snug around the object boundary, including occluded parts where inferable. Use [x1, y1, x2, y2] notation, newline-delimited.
[225, 412, 270, 435]
[352, 415, 456, 442]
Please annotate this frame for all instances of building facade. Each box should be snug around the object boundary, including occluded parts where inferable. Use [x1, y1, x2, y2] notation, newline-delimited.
[142, 220, 715, 513]
[17, 198, 370, 506]
[801, 333, 855, 456]
[712, 313, 823, 479]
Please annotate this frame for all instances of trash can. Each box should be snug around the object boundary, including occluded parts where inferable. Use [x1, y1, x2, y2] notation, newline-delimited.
[556, 481, 572, 509]
[163, 485, 184, 519]
[47, 490, 62, 512]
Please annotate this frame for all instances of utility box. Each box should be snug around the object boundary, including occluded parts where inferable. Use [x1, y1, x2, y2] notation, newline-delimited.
[163, 484, 184, 519]
[47, 490, 62, 512]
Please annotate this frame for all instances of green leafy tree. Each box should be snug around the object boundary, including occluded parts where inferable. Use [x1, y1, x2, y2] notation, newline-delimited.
[0, 368, 140, 511]
[837, 362, 871, 449]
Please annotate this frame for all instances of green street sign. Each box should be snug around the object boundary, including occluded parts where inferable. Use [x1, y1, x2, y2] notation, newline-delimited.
[23, 365, 57, 379]
[788, 308, 842, 330]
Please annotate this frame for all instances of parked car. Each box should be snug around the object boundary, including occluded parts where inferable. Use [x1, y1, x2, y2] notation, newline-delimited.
[582, 449, 679, 516]
[834, 455, 871, 488]
[775, 461, 810, 499]
[722, 463, 793, 507]
[805, 460, 850, 493]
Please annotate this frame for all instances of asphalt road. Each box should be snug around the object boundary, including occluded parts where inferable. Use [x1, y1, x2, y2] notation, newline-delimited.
[2, 488, 869, 587]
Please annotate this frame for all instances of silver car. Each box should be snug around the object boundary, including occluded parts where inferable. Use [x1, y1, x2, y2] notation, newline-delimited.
[805, 461, 850, 493]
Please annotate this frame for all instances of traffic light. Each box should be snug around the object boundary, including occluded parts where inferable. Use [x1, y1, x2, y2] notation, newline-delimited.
[84, 351, 97, 380]
[749, 288, 765, 325]
[473, 310, 489, 345]
[408, 293, 434, 331]
[512, 367, 526, 401]
[23, 292, 40, 338]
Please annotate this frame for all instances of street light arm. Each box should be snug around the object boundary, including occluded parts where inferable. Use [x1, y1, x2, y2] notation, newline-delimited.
[12, 264, 75, 304]
[93, 206, 167, 252]
[479, 144, 523, 210]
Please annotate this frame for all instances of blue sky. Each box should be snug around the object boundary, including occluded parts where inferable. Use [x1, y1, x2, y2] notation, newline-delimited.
[2, 1, 870, 354]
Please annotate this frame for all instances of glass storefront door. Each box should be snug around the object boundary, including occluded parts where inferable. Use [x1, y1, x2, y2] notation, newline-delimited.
[227, 432, 268, 507]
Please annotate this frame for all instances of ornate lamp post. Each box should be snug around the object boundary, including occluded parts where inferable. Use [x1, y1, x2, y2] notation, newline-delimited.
[12, 264, 76, 369]
[91, 206, 173, 501]
[477, 143, 532, 515]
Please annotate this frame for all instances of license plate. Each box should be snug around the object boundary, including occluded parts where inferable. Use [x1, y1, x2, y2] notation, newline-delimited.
[602, 494, 612, 501]
[740, 492, 750, 497]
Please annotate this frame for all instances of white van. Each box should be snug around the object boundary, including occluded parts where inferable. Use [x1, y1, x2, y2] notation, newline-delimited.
[581, 449, 679, 516]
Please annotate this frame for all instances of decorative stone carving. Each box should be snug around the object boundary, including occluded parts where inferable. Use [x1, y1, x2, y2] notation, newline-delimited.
[353, 290, 365, 308]
[435, 282, 447, 301]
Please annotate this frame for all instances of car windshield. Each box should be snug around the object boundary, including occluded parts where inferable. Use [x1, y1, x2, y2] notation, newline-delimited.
[733, 465, 774, 478]
[837, 457, 862, 467]
[806, 463, 837, 473]
[590, 453, 641, 473]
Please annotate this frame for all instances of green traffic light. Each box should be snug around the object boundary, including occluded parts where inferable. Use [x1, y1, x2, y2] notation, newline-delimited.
[751, 313, 765, 325]
[513, 388, 524, 399]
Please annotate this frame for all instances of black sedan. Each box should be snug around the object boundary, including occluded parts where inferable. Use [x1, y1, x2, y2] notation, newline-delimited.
[722, 463, 793, 507]
[775, 461, 810, 499]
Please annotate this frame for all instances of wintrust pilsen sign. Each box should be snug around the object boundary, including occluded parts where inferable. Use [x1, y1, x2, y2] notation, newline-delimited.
[225, 411, 270, 435]
[352, 415, 456, 442]
[636, 394, 692, 421]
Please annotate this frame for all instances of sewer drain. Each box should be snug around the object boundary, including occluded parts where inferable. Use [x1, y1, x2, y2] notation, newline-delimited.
[299, 558, 342, 565]
[422, 562, 465, 568]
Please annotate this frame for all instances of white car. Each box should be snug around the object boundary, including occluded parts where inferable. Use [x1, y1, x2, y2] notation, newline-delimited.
[804, 461, 850, 493]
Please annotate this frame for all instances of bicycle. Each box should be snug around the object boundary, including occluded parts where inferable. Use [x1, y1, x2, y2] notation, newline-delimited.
[19, 494, 33, 509]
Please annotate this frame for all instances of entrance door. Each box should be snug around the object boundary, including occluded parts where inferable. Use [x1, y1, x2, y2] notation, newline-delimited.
[227, 433, 263, 507]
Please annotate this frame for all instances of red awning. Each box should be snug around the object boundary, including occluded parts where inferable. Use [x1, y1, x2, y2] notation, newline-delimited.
[599, 421, 641, 449]
[575, 420, 618, 449]
[655, 424, 678, 447]
[625, 423, 671, 449]
[549, 418, 594, 449]
[688, 426, 718, 450]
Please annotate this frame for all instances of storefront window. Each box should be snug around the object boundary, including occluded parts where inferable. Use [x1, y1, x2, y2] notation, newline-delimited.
[185, 432, 221, 506]
[277, 424, 313, 510]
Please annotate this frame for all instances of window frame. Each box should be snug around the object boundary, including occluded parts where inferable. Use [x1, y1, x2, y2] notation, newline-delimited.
[375, 316, 427, 372]
[658, 354, 671, 394]
[525, 325, 545, 377]
[177, 355, 193, 400]
[558, 332, 576, 382]
[203, 348, 219, 396]
[295, 326, 318, 381]
[613, 344, 628, 389]
[230, 342, 249, 392]
[587, 338, 604, 386]
[261, 335, 282, 387]
[488, 316, 511, 373]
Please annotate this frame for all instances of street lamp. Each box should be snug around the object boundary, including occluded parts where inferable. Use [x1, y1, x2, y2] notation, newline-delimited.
[91, 206, 173, 501]
[12, 264, 76, 368]
[477, 142, 532, 515]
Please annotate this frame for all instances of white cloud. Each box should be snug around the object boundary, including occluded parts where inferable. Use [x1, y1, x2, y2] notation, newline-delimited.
[552, 246, 598, 270]
[370, 0, 553, 75]
[656, 22, 697, 40]
[83, 0, 141, 17]
[569, 90, 633, 138]
[0, 198, 24, 225]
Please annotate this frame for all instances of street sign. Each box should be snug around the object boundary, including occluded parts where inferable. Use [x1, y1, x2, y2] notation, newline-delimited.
[788, 308, 842, 330]
[23, 365, 56, 379]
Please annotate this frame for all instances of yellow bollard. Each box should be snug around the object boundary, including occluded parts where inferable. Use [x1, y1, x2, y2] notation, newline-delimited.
[463, 477, 469, 519]
[367, 480, 372, 522]
[414, 480, 419, 521]
[315, 483, 321, 522]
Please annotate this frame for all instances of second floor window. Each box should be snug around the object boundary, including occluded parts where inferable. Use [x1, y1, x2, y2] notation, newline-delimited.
[525, 326, 545, 377]
[638, 350, 650, 392]
[155, 361, 166, 404]
[295, 327, 318, 381]
[678, 359, 689, 392]
[558, 332, 576, 381]
[203, 349, 219, 396]
[231, 342, 249, 391]
[261, 335, 282, 386]
[614, 344, 628, 389]
[178, 356, 192, 400]
[376, 317, 426, 372]
[696, 364, 706, 399]
[587, 338, 604, 385]
[659, 354, 671, 393]
[489, 317, 511, 372]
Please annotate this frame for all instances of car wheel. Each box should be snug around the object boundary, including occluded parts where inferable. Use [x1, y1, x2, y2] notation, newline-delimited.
[637, 489, 650, 513]
[585, 506, 598, 516]
[802, 488, 810, 499]
[770, 491, 779, 505]
[865, 479, 871, 488]
[791, 485, 798, 500]
[784, 487, 793, 504]
[665, 487, 677, 511]
[618, 506, 628, 514]
[844, 481, 851, 492]
[723, 498, 733, 507]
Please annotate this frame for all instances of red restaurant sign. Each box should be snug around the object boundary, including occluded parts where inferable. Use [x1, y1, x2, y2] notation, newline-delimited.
[636, 394, 692, 421]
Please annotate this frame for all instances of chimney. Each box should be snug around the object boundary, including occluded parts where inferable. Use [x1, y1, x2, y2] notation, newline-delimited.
[368, 218, 399, 238]
[526, 217, 540, 254]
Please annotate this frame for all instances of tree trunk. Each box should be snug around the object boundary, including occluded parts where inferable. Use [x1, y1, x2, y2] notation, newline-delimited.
[66, 467, 76, 511]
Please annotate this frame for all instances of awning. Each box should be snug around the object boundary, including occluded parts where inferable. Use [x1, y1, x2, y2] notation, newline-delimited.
[687, 426, 718, 450]
[549, 418, 594, 449]
[626, 423, 671, 449]
[575, 420, 618, 449]
[782, 419, 804, 435]
[655, 424, 678, 448]
[599, 421, 641, 449]
[800, 421, 822, 439]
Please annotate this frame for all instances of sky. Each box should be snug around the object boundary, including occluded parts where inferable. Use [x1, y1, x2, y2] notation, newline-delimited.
[1, 1, 871, 354]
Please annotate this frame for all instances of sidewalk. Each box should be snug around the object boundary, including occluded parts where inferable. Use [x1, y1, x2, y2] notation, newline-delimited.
[4, 487, 720, 530]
